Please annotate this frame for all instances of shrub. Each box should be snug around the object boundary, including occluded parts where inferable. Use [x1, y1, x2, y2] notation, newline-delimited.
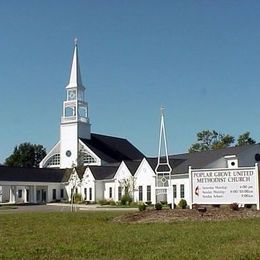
[155, 203, 162, 210]
[230, 203, 239, 211]
[138, 203, 146, 211]
[73, 193, 82, 204]
[212, 204, 221, 208]
[120, 193, 133, 206]
[98, 199, 110, 206]
[244, 204, 252, 209]
[160, 201, 167, 205]
[130, 201, 139, 207]
[145, 201, 152, 206]
[109, 200, 116, 206]
[178, 199, 187, 209]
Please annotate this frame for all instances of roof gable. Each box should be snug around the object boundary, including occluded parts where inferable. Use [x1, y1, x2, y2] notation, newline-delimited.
[80, 133, 144, 163]
[88, 165, 119, 180]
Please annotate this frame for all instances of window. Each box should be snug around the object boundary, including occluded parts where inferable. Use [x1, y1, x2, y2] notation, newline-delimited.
[173, 185, 177, 198]
[180, 184, 185, 198]
[84, 188, 87, 200]
[139, 186, 143, 201]
[46, 154, 60, 167]
[147, 185, 151, 201]
[60, 189, 64, 199]
[118, 187, 122, 200]
[89, 188, 92, 201]
[82, 153, 96, 164]
[18, 190, 22, 199]
[52, 189, 56, 200]
[109, 187, 112, 198]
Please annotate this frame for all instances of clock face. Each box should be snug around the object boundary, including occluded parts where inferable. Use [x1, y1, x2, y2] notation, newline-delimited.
[68, 90, 76, 100]
[66, 150, 72, 157]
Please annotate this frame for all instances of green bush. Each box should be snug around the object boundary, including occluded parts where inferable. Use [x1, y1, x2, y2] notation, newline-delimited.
[109, 200, 116, 206]
[98, 199, 110, 205]
[160, 201, 167, 205]
[73, 193, 82, 204]
[120, 193, 133, 206]
[138, 203, 146, 211]
[155, 203, 162, 210]
[178, 199, 187, 209]
[130, 201, 139, 207]
[145, 201, 152, 206]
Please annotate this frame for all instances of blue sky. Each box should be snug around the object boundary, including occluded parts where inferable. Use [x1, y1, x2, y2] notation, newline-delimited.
[1, 1, 260, 163]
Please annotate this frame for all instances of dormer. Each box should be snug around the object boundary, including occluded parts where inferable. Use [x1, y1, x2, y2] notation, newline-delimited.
[224, 155, 238, 168]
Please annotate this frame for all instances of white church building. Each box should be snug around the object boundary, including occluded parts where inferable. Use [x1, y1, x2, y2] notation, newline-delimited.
[1, 41, 260, 208]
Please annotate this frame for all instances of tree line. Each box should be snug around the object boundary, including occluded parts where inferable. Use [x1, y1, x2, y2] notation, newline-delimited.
[189, 130, 255, 153]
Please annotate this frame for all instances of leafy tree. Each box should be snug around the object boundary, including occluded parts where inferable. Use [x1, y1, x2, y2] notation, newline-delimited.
[5, 143, 46, 168]
[189, 130, 235, 152]
[236, 132, 256, 146]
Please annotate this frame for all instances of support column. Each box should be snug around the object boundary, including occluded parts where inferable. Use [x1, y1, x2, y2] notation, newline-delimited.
[24, 187, 27, 203]
[9, 186, 16, 203]
[33, 186, 37, 203]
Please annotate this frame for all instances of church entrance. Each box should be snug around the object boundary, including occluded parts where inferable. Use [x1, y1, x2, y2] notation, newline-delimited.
[155, 188, 167, 203]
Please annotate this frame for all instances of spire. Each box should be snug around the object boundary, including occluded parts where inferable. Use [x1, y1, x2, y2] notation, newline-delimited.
[155, 106, 172, 180]
[66, 38, 84, 89]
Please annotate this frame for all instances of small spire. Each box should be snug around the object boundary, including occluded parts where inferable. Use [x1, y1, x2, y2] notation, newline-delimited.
[160, 105, 165, 116]
[74, 37, 78, 46]
[66, 39, 84, 89]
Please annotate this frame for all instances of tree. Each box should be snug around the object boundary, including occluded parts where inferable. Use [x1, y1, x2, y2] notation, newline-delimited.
[5, 143, 46, 168]
[189, 130, 235, 152]
[236, 132, 256, 146]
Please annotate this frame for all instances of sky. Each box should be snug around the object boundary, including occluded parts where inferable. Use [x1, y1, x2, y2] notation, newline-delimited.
[1, 1, 260, 163]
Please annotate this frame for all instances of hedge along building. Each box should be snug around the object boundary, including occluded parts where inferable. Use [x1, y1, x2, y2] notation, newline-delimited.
[0, 41, 260, 207]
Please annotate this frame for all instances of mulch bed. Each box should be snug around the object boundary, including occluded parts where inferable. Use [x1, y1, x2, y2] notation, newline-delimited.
[113, 207, 260, 223]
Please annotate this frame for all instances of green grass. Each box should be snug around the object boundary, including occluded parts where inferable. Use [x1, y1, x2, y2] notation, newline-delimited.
[0, 211, 259, 259]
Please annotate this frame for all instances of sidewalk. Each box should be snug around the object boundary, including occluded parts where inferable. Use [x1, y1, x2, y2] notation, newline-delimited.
[47, 203, 138, 211]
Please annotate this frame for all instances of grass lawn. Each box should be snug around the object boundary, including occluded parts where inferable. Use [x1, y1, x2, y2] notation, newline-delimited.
[0, 211, 259, 259]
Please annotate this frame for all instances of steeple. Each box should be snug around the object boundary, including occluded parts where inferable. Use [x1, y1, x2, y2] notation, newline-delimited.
[155, 107, 172, 187]
[66, 38, 84, 89]
[60, 39, 91, 168]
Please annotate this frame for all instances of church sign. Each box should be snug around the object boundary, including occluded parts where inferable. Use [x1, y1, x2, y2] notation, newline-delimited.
[190, 165, 260, 210]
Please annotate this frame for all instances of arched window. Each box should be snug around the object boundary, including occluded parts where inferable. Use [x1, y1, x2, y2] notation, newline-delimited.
[83, 153, 96, 164]
[46, 154, 60, 167]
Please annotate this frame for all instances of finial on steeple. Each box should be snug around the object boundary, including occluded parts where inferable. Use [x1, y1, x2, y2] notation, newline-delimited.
[74, 38, 78, 46]
[160, 105, 165, 116]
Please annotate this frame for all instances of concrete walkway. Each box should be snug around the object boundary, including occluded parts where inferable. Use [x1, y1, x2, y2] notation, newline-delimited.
[47, 203, 138, 211]
[0, 203, 138, 213]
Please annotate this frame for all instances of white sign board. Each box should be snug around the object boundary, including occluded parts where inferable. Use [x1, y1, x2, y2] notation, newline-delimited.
[190, 166, 259, 208]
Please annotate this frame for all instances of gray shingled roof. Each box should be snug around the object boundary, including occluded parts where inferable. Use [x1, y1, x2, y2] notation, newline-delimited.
[0, 166, 66, 183]
[88, 165, 119, 180]
[80, 133, 144, 163]
[170, 144, 258, 174]
[124, 160, 141, 175]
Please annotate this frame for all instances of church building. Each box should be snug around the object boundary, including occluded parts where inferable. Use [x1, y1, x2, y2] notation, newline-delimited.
[0, 41, 259, 209]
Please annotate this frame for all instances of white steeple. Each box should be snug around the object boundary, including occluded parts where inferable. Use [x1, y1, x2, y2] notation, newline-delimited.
[60, 39, 91, 168]
[66, 38, 84, 89]
[155, 107, 172, 187]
